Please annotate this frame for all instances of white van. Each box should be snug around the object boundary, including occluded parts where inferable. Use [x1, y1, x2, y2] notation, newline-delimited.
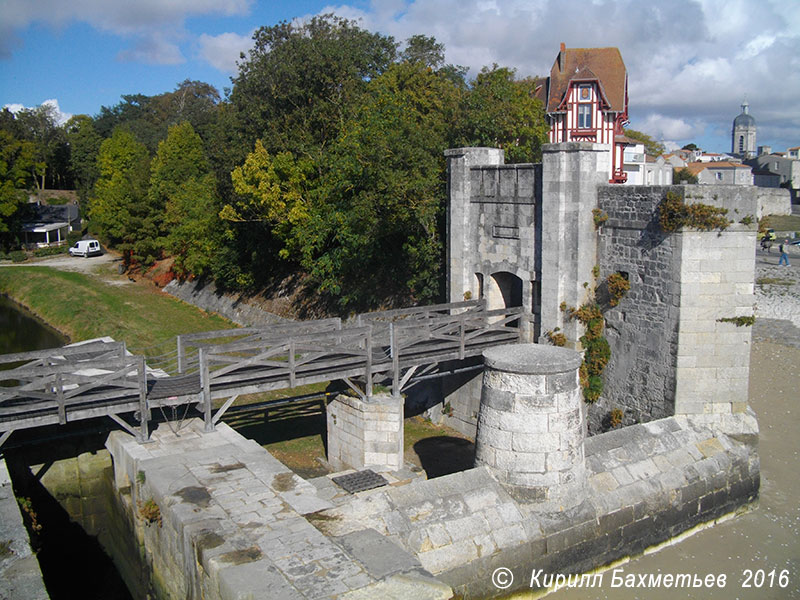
[69, 239, 102, 257]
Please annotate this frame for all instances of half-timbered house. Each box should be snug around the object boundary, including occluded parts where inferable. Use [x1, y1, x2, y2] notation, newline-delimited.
[536, 44, 630, 183]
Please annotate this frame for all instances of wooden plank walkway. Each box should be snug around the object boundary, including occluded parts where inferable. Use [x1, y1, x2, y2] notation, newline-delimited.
[0, 301, 525, 445]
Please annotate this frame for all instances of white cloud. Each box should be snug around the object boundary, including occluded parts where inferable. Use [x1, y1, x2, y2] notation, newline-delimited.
[117, 32, 185, 65]
[2, 0, 252, 34]
[1, 0, 253, 64]
[3, 99, 72, 125]
[636, 114, 705, 143]
[198, 31, 255, 74]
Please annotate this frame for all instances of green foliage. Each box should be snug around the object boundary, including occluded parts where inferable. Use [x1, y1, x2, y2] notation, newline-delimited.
[458, 66, 548, 163]
[90, 129, 153, 266]
[592, 208, 608, 229]
[231, 14, 397, 158]
[32, 245, 67, 257]
[152, 122, 222, 277]
[623, 128, 665, 157]
[65, 115, 102, 204]
[606, 272, 630, 307]
[673, 167, 698, 184]
[566, 302, 610, 403]
[658, 191, 730, 232]
[545, 328, 566, 347]
[138, 497, 162, 527]
[0, 128, 37, 242]
[717, 315, 755, 327]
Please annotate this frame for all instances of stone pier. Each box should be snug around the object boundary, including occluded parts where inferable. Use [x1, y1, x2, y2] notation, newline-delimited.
[326, 393, 404, 472]
[475, 344, 586, 509]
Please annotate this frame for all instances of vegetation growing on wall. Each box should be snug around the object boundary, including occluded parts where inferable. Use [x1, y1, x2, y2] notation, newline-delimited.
[592, 208, 608, 229]
[717, 315, 756, 327]
[658, 191, 730, 232]
[606, 272, 630, 307]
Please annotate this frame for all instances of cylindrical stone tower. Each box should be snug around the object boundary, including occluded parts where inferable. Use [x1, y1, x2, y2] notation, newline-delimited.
[474, 344, 587, 510]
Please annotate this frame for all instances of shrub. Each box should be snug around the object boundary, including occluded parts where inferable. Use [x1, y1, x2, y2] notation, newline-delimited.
[545, 328, 567, 347]
[592, 208, 608, 229]
[33, 246, 68, 257]
[606, 272, 630, 307]
[659, 191, 730, 232]
[9, 250, 27, 263]
[138, 498, 162, 527]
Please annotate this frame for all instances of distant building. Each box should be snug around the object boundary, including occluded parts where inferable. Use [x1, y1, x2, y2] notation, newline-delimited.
[685, 161, 753, 185]
[788, 147, 800, 160]
[19, 203, 81, 248]
[535, 44, 630, 183]
[746, 154, 800, 191]
[731, 101, 757, 159]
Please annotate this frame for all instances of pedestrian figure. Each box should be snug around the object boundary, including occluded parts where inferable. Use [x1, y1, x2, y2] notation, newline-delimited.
[778, 239, 790, 266]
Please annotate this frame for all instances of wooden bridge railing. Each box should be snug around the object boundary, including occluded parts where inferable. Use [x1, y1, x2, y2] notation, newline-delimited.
[0, 301, 531, 446]
[197, 326, 375, 431]
[0, 350, 149, 444]
[174, 318, 343, 375]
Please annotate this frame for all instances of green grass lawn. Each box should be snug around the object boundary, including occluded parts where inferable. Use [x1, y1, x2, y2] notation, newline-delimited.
[765, 214, 800, 233]
[0, 266, 234, 352]
[0, 266, 472, 479]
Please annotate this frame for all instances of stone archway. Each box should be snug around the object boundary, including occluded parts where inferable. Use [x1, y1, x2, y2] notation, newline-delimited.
[486, 271, 523, 310]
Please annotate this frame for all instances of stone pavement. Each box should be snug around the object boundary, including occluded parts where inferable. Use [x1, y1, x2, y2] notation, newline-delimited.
[106, 419, 451, 600]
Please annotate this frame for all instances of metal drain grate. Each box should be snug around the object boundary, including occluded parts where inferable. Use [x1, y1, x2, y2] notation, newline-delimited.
[332, 469, 389, 493]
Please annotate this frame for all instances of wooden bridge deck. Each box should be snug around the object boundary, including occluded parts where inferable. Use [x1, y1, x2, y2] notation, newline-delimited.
[0, 300, 525, 445]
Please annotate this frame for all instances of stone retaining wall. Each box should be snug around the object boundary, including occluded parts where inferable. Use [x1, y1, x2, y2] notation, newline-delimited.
[163, 279, 289, 327]
[0, 459, 48, 600]
[105, 420, 450, 600]
[316, 411, 759, 598]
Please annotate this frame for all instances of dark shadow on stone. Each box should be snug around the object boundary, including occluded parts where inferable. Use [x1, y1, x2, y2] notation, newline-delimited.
[5, 451, 134, 600]
[412, 436, 475, 479]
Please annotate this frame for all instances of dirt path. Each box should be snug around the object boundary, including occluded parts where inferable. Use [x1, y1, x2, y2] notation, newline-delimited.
[0, 251, 138, 286]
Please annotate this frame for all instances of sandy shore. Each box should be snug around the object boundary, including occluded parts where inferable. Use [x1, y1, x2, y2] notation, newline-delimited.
[544, 248, 800, 600]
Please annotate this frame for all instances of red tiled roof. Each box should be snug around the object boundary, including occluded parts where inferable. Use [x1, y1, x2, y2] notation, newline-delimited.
[536, 46, 627, 114]
[686, 161, 751, 175]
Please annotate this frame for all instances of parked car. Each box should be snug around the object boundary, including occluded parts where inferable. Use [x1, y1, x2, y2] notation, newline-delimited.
[69, 239, 102, 257]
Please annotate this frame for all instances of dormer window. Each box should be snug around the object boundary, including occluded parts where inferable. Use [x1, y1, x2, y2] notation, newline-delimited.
[578, 103, 592, 129]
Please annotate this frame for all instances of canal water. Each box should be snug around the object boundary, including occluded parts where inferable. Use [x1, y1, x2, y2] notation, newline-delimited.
[1, 294, 135, 600]
[0, 294, 66, 354]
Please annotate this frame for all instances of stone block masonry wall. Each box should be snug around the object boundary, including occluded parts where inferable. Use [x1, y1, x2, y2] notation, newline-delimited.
[315, 412, 759, 599]
[597, 185, 682, 424]
[0, 459, 48, 600]
[475, 345, 586, 509]
[674, 227, 754, 420]
[163, 279, 289, 327]
[106, 419, 450, 600]
[326, 394, 404, 472]
[597, 185, 756, 427]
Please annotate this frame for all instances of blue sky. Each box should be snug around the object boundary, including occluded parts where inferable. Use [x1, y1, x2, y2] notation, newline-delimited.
[2, 0, 799, 154]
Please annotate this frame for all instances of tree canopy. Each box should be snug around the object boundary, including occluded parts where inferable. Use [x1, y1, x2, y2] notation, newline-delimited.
[623, 128, 666, 157]
[4, 15, 553, 314]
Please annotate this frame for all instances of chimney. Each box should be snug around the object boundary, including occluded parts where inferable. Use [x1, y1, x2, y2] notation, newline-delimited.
[559, 42, 566, 72]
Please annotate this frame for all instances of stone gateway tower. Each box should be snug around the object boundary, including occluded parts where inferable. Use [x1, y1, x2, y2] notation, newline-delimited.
[732, 100, 756, 159]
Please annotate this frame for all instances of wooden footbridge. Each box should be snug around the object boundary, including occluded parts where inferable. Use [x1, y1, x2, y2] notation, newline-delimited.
[0, 300, 525, 447]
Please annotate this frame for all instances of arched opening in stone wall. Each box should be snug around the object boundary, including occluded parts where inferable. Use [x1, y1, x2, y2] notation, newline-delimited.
[487, 271, 523, 310]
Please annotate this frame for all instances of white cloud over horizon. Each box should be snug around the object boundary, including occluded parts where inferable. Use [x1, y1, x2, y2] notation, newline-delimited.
[2, 0, 798, 151]
[3, 99, 73, 125]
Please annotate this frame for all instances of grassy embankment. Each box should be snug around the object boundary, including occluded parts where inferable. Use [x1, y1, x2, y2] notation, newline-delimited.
[0, 266, 232, 350]
[0, 266, 470, 477]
